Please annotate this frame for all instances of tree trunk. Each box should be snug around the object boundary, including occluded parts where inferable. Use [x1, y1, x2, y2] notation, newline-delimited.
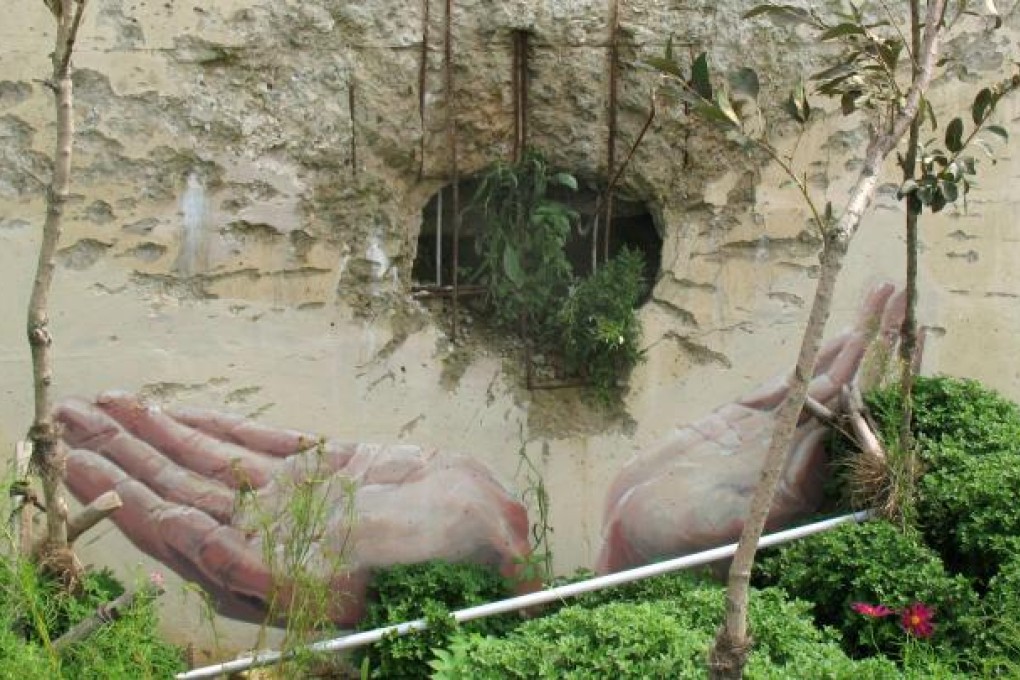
[27, 0, 88, 556]
[708, 2, 946, 676]
[897, 0, 923, 474]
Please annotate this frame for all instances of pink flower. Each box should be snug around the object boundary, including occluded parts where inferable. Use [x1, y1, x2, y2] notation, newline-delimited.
[900, 602, 935, 638]
[851, 602, 895, 618]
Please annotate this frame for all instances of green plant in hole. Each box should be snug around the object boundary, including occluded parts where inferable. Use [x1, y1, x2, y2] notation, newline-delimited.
[471, 149, 578, 345]
[559, 246, 646, 403]
[470, 149, 647, 401]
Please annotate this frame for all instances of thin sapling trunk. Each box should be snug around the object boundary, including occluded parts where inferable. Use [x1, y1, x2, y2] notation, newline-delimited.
[27, 0, 88, 559]
[708, 1, 947, 676]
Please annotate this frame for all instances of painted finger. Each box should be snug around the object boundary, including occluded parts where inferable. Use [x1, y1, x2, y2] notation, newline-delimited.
[58, 400, 236, 523]
[94, 392, 279, 490]
[83, 457, 273, 617]
[168, 405, 321, 459]
[808, 284, 897, 405]
[160, 512, 273, 612]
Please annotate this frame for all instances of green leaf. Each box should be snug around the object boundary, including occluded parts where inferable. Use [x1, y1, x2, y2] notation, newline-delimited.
[920, 96, 937, 131]
[742, 4, 814, 23]
[820, 22, 866, 41]
[795, 80, 811, 122]
[783, 93, 804, 123]
[502, 246, 524, 287]
[945, 117, 965, 154]
[551, 172, 578, 190]
[840, 90, 860, 115]
[877, 39, 902, 71]
[984, 124, 1009, 142]
[691, 52, 713, 100]
[694, 101, 738, 127]
[907, 193, 923, 215]
[716, 87, 741, 126]
[728, 67, 760, 100]
[972, 88, 994, 125]
[665, 34, 674, 62]
[645, 56, 684, 79]
[941, 179, 959, 204]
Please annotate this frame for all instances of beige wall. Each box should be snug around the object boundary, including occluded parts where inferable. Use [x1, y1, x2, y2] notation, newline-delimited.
[3, 0, 1019, 653]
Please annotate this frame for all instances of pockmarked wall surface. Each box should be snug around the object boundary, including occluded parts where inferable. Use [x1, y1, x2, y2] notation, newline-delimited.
[3, 0, 1020, 654]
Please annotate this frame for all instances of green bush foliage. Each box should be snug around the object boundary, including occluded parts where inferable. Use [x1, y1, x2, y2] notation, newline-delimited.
[969, 554, 1020, 675]
[558, 247, 646, 402]
[754, 521, 977, 658]
[430, 572, 902, 679]
[353, 560, 517, 679]
[865, 375, 1020, 469]
[850, 376, 1020, 582]
[0, 558, 184, 679]
[919, 447, 1020, 583]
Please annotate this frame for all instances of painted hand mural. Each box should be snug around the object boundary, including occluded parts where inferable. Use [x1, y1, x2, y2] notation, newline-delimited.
[597, 282, 906, 573]
[55, 283, 904, 627]
[55, 394, 533, 626]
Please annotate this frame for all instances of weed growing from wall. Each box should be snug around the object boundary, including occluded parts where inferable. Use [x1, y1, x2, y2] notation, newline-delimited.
[514, 431, 553, 583]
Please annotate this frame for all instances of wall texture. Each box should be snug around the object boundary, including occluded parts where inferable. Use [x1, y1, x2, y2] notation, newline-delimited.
[3, 0, 1020, 655]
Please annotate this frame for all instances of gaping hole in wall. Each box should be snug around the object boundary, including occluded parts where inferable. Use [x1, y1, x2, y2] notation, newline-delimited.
[411, 179, 662, 300]
[412, 176, 662, 398]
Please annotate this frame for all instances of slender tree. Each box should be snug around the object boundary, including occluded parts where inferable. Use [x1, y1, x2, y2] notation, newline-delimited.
[652, 0, 948, 675]
[708, 5, 944, 670]
[26, 0, 88, 560]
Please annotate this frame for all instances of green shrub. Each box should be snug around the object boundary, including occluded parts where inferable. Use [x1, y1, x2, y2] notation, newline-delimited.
[353, 560, 517, 679]
[864, 375, 1020, 469]
[0, 558, 184, 679]
[967, 554, 1020, 675]
[850, 376, 1020, 582]
[919, 447, 1020, 582]
[431, 571, 902, 679]
[558, 247, 646, 403]
[754, 521, 977, 658]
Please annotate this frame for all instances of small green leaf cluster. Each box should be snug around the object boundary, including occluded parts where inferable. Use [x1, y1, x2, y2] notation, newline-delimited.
[755, 521, 977, 658]
[353, 560, 517, 679]
[896, 82, 1014, 215]
[430, 571, 902, 679]
[558, 247, 646, 403]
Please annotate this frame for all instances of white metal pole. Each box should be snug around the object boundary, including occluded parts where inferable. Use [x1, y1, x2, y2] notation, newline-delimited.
[177, 510, 872, 679]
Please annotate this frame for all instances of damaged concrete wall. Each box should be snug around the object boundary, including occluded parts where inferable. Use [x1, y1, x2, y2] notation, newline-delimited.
[3, 0, 1020, 653]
